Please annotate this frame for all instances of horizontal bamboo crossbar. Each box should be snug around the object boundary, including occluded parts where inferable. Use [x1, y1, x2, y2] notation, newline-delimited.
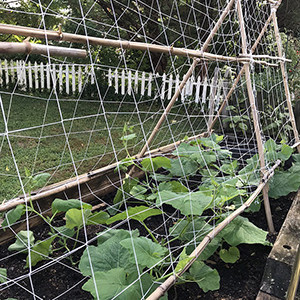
[0, 131, 208, 213]
[0, 24, 287, 65]
[0, 41, 86, 58]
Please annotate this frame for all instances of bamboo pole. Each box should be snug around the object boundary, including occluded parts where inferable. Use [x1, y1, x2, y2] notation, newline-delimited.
[0, 41, 86, 58]
[0, 130, 208, 213]
[146, 159, 282, 300]
[236, 0, 274, 233]
[271, 9, 300, 153]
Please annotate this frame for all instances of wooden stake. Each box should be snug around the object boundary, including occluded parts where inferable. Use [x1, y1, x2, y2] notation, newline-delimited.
[236, 0, 274, 233]
[0, 41, 86, 58]
[146, 159, 282, 300]
[271, 8, 300, 153]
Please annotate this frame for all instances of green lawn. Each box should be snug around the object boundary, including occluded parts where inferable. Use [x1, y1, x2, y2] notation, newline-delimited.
[0, 91, 206, 201]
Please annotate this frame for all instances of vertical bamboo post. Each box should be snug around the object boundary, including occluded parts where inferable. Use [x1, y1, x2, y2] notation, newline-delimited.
[271, 7, 300, 153]
[132, 0, 236, 163]
[236, 0, 274, 233]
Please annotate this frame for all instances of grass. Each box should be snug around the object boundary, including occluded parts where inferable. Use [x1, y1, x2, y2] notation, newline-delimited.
[0, 90, 206, 201]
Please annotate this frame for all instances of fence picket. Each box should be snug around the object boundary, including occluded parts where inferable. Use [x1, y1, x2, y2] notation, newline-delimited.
[46, 64, 51, 90]
[78, 66, 82, 93]
[66, 65, 69, 94]
[147, 73, 152, 97]
[114, 69, 118, 94]
[28, 62, 33, 89]
[167, 74, 173, 100]
[134, 70, 139, 93]
[10, 60, 15, 83]
[72, 65, 76, 94]
[141, 72, 145, 96]
[40, 62, 45, 91]
[161, 73, 166, 100]
[34, 62, 39, 90]
[59, 64, 63, 93]
[121, 69, 125, 95]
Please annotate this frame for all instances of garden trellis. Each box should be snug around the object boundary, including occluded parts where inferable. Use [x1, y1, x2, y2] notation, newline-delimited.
[0, 0, 299, 299]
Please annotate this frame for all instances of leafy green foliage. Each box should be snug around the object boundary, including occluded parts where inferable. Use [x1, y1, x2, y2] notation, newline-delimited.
[26, 236, 56, 268]
[269, 157, 300, 199]
[156, 190, 211, 216]
[1, 204, 25, 228]
[0, 268, 7, 284]
[8, 230, 35, 252]
[141, 157, 171, 172]
[52, 198, 92, 214]
[219, 247, 240, 263]
[175, 248, 194, 273]
[220, 216, 270, 246]
[106, 205, 162, 225]
[184, 261, 220, 292]
[82, 268, 158, 300]
[120, 236, 167, 268]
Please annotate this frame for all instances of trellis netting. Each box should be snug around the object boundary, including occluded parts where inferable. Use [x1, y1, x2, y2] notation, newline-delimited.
[0, 0, 299, 299]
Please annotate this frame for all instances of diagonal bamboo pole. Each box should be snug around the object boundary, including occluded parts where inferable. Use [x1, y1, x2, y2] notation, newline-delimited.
[146, 158, 283, 300]
[271, 7, 300, 153]
[236, 0, 274, 233]
[131, 0, 236, 164]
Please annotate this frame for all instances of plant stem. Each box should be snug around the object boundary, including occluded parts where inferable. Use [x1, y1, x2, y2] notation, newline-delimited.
[141, 221, 159, 244]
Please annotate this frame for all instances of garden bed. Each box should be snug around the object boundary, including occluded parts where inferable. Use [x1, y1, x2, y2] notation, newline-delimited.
[0, 190, 295, 300]
[1, 134, 299, 300]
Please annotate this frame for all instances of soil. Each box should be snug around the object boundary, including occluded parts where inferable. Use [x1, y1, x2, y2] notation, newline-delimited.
[0, 192, 294, 300]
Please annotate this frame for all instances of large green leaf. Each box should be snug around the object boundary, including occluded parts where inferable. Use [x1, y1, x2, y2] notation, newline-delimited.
[156, 191, 211, 216]
[87, 211, 109, 225]
[8, 230, 35, 252]
[120, 236, 167, 269]
[219, 246, 240, 263]
[158, 181, 189, 193]
[0, 268, 7, 283]
[32, 173, 51, 189]
[169, 219, 211, 242]
[175, 248, 194, 273]
[65, 208, 91, 229]
[51, 198, 92, 214]
[82, 268, 155, 300]
[191, 151, 217, 167]
[113, 178, 139, 205]
[2, 204, 25, 228]
[106, 205, 162, 225]
[26, 236, 55, 268]
[199, 137, 221, 150]
[186, 261, 220, 292]
[97, 229, 139, 245]
[80, 230, 140, 276]
[172, 143, 201, 157]
[220, 216, 270, 246]
[269, 162, 300, 199]
[130, 185, 147, 200]
[141, 156, 171, 172]
[167, 158, 198, 177]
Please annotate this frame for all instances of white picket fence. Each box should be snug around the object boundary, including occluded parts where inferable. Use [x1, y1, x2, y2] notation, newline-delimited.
[0, 60, 231, 111]
[0, 59, 94, 94]
[107, 68, 231, 111]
